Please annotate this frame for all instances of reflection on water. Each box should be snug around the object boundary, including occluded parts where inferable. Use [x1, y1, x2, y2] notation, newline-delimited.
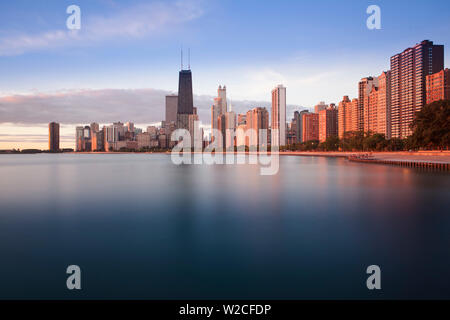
[0, 154, 449, 299]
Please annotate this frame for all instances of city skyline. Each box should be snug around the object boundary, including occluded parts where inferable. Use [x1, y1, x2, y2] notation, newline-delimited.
[1, 0, 450, 149]
[1, 38, 448, 151]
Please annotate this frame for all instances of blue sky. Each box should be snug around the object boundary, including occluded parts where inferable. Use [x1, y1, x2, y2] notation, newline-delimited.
[0, 0, 449, 148]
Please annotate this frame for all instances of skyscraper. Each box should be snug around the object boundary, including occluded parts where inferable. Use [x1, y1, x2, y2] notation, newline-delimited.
[271, 84, 286, 147]
[48, 122, 60, 152]
[245, 107, 269, 148]
[376, 71, 391, 138]
[426, 68, 450, 104]
[211, 85, 228, 142]
[390, 40, 444, 138]
[365, 87, 379, 134]
[177, 70, 194, 115]
[338, 96, 358, 139]
[218, 85, 227, 114]
[297, 110, 309, 143]
[318, 105, 338, 142]
[165, 95, 178, 123]
[302, 113, 319, 142]
[225, 110, 236, 150]
[76, 126, 84, 152]
[292, 111, 301, 143]
[358, 77, 378, 132]
[176, 67, 195, 134]
[217, 113, 226, 149]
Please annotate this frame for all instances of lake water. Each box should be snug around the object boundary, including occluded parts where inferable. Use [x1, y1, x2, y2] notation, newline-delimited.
[0, 154, 449, 299]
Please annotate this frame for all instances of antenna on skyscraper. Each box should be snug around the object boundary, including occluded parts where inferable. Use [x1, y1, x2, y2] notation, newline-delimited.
[188, 48, 190, 70]
[181, 46, 183, 70]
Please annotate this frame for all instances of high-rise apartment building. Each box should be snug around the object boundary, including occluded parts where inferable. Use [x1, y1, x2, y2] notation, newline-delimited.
[390, 40, 444, 138]
[291, 111, 301, 143]
[365, 87, 379, 134]
[244, 107, 269, 148]
[302, 113, 319, 142]
[338, 96, 358, 139]
[375, 71, 391, 138]
[426, 68, 450, 104]
[165, 95, 178, 123]
[318, 106, 338, 142]
[48, 122, 60, 151]
[271, 85, 286, 146]
[358, 77, 378, 132]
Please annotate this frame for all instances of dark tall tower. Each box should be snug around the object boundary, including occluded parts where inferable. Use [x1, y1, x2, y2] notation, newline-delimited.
[390, 40, 444, 138]
[177, 70, 194, 115]
[48, 122, 60, 151]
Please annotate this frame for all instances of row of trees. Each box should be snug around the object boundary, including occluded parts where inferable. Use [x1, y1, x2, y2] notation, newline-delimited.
[282, 99, 450, 152]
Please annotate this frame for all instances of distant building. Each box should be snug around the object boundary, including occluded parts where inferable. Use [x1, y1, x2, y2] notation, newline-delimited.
[426, 68, 450, 104]
[218, 85, 227, 114]
[314, 101, 328, 114]
[104, 122, 125, 152]
[76, 126, 83, 151]
[217, 113, 226, 149]
[126, 122, 135, 133]
[165, 95, 178, 123]
[271, 84, 286, 147]
[211, 85, 227, 142]
[48, 122, 60, 151]
[239, 107, 269, 148]
[90, 122, 103, 151]
[302, 113, 319, 142]
[237, 114, 247, 126]
[92, 129, 104, 152]
[225, 111, 236, 150]
[136, 132, 151, 149]
[319, 105, 338, 142]
[297, 110, 309, 143]
[390, 40, 444, 138]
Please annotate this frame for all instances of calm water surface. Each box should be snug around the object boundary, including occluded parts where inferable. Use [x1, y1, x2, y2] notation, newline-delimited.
[0, 154, 449, 299]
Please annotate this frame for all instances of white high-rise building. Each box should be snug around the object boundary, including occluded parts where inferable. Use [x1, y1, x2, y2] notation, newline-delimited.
[271, 84, 286, 146]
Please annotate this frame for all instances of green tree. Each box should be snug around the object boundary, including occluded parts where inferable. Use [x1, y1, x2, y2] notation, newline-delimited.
[409, 99, 450, 150]
[320, 135, 340, 151]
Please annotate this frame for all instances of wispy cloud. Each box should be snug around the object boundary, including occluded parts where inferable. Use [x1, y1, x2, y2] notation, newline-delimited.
[0, 0, 205, 56]
[0, 88, 298, 125]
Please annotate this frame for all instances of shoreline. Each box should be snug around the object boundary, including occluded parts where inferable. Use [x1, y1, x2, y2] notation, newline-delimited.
[2, 150, 449, 169]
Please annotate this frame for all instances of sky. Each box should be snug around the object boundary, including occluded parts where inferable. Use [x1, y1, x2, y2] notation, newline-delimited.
[0, 0, 449, 149]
